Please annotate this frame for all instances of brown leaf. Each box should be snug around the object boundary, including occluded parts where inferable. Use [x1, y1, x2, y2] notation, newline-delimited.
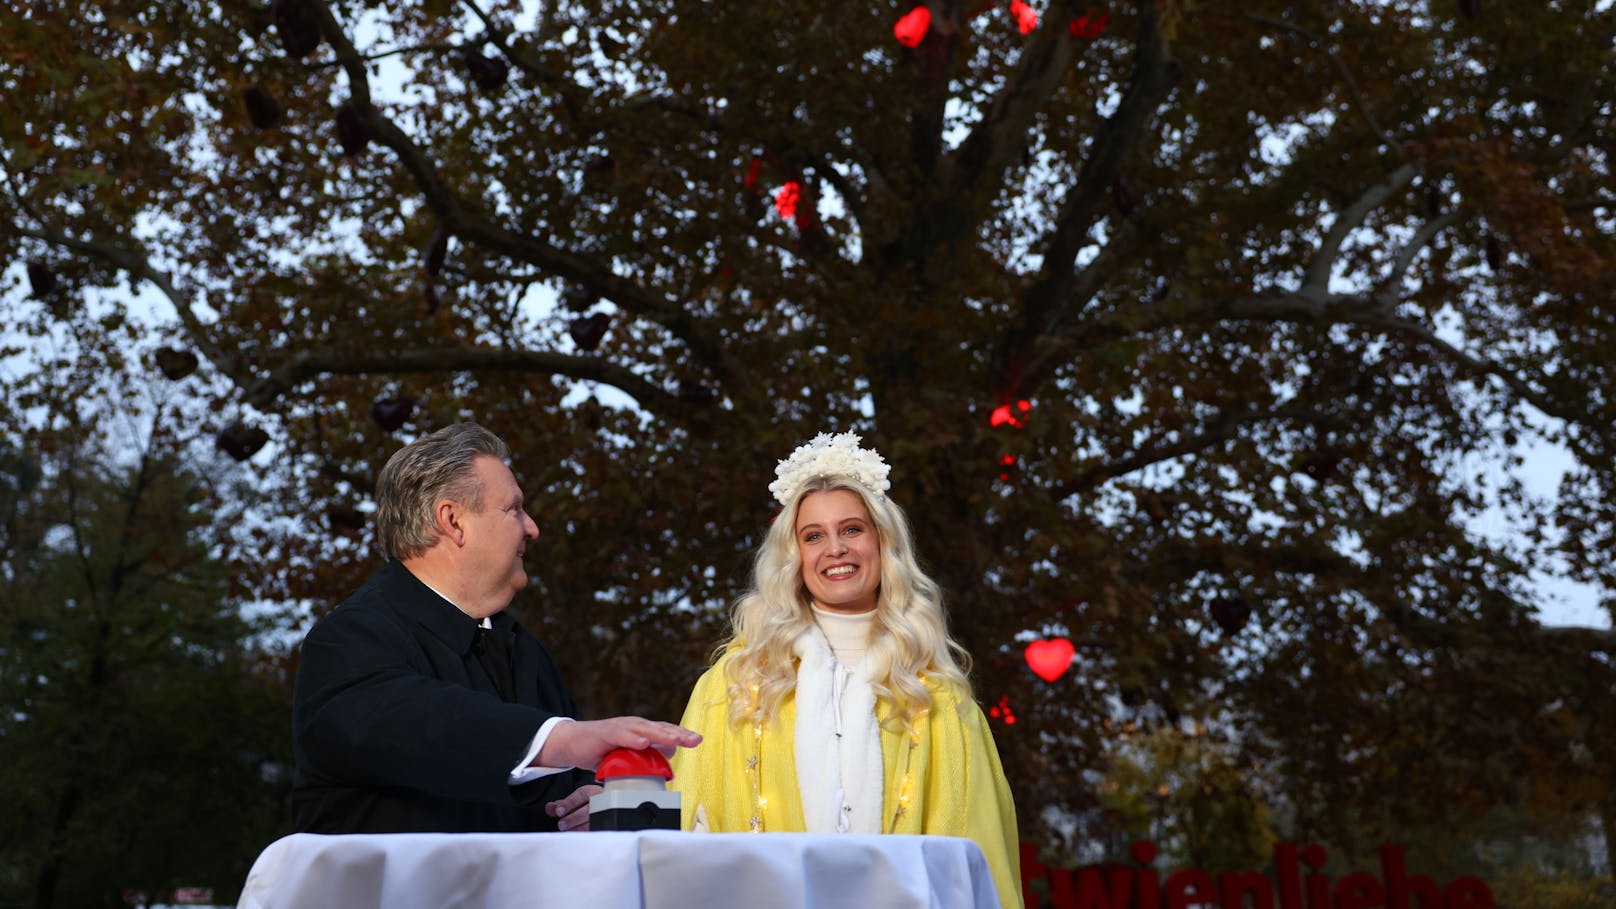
[271, 0, 322, 59]
[153, 347, 199, 380]
[335, 103, 370, 157]
[423, 226, 450, 276]
[461, 47, 510, 94]
[26, 261, 57, 296]
[369, 396, 416, 432]
[216, 422, 270, 461]
[568, 313, 612, 352]
[243, 85, 284, 129]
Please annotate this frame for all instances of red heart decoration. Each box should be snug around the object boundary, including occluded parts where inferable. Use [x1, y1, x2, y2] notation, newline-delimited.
[1025, 637, 1074, 682]
[1010, 0, 1038, 35]
[989, 398, 1032, 428]
[1067, 9, 1109, 40]
[774, 181, 801, 221]
[893, 6, 931, 48]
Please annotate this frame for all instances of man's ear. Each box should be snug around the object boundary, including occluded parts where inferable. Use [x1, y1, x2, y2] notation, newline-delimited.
[433, 499, 465, 546]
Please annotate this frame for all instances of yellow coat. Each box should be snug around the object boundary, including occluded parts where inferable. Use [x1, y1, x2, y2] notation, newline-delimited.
[670, 654, 1022, 909]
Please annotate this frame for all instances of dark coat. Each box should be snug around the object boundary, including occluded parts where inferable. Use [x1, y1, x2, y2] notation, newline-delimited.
[291, 560, 594, 833]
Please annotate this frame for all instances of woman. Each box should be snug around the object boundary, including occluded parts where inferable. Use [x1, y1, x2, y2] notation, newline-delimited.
[670, 432, 1021, 908]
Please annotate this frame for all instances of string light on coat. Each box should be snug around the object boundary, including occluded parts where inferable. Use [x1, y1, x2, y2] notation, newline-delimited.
[741, 715, 921, 833]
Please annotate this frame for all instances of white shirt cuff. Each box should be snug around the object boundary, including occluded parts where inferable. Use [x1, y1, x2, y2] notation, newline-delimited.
[508, 716, 574, 784]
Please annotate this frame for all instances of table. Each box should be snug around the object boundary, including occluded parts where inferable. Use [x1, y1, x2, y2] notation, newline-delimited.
[237, 830, 1000, 909]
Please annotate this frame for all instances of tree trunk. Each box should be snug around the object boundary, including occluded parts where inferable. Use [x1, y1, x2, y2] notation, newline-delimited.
[1600, 795, 1616, 879]
[33, 784, 81, 909]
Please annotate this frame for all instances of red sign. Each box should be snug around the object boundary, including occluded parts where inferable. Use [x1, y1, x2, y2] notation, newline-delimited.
[1020, 841, 1494, 909]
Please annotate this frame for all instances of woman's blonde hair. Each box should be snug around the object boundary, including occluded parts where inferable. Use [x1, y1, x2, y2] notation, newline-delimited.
[720, 476, 972, 732]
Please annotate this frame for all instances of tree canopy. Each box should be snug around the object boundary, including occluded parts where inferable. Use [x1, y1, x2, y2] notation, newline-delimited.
[0, 417, 292, 908]
[4, 0, 1614, 874]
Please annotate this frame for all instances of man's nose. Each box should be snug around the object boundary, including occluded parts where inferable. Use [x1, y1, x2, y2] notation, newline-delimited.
[523, 513, 540, 539]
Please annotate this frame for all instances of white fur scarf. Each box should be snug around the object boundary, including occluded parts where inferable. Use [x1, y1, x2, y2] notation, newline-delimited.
[793, 628, 884, 833]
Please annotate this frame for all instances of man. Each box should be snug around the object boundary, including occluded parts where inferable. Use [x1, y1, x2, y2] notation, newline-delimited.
[291, 422, 700, 833]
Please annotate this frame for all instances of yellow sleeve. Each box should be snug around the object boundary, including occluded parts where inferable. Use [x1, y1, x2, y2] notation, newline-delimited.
[920, 684, 1023, 909]
[668, 658, 745, 832]
[668, 654, 806, 834]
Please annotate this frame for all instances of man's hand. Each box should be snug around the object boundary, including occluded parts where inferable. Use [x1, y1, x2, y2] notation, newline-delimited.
[535, 716, 702, 770]
[547, 783, 603, 832]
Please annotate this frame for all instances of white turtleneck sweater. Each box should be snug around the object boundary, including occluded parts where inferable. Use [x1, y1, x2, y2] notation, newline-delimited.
[811, 604, 872, 668]
[795, 605, 882, 834]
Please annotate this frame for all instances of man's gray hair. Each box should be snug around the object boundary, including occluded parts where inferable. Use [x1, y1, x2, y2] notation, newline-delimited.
[375, 422, 510, 560]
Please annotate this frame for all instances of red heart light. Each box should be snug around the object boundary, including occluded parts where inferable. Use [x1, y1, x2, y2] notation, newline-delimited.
[997, 453, 1017, 481]
[989, 398, 1032, 428]
[774, 181, 801, 221]
[1067, 8, 1109, 40]
[1010, 0, 1038, 35]
[893, 6, 931, 48]
[1025, 638, 1074, 682]
[988, 695, 1018, 725]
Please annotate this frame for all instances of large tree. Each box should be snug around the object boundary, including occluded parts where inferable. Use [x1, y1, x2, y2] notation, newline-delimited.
[0, 401, 293, 909]
[4, 0, 1614, 863]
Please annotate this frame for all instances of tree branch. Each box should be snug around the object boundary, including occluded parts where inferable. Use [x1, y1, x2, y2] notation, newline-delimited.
[1244, 12, 1395, 148]
[1326, 304, 1614, 454]
[1054, 402, 1318, 499]
[996, 1, 1174, 397]
[309, 42, 454, 68]
[807, 158, 865, 234]
[1536, 624, 1616, 650]
[942, 1, 1080, 201]
[995, 229, 1133, 397]
[14, 221, 250, 390]
[305, 0, 752, 393]
[903, 1, 963, 185]
[243, 347, 686, 415]
[1029, 278, 1614, 457]
[1306, 163, 1418, 291]
[1382, 209, 1466, 296]
[1566, 194, 1616, 214]
[458, 0, 586, 121]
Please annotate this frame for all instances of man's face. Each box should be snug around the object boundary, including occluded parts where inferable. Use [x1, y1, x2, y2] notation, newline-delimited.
[459, 455, 540, 610]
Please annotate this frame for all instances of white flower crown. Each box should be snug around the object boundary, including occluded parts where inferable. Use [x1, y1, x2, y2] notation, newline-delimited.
[768, 432, 891, 506]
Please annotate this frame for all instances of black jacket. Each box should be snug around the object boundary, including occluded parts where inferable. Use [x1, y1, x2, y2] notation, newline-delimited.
[291, 560, 593, 833]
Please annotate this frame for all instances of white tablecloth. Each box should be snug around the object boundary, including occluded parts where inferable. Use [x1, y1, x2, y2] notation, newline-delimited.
[237, 830, 999, 909]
